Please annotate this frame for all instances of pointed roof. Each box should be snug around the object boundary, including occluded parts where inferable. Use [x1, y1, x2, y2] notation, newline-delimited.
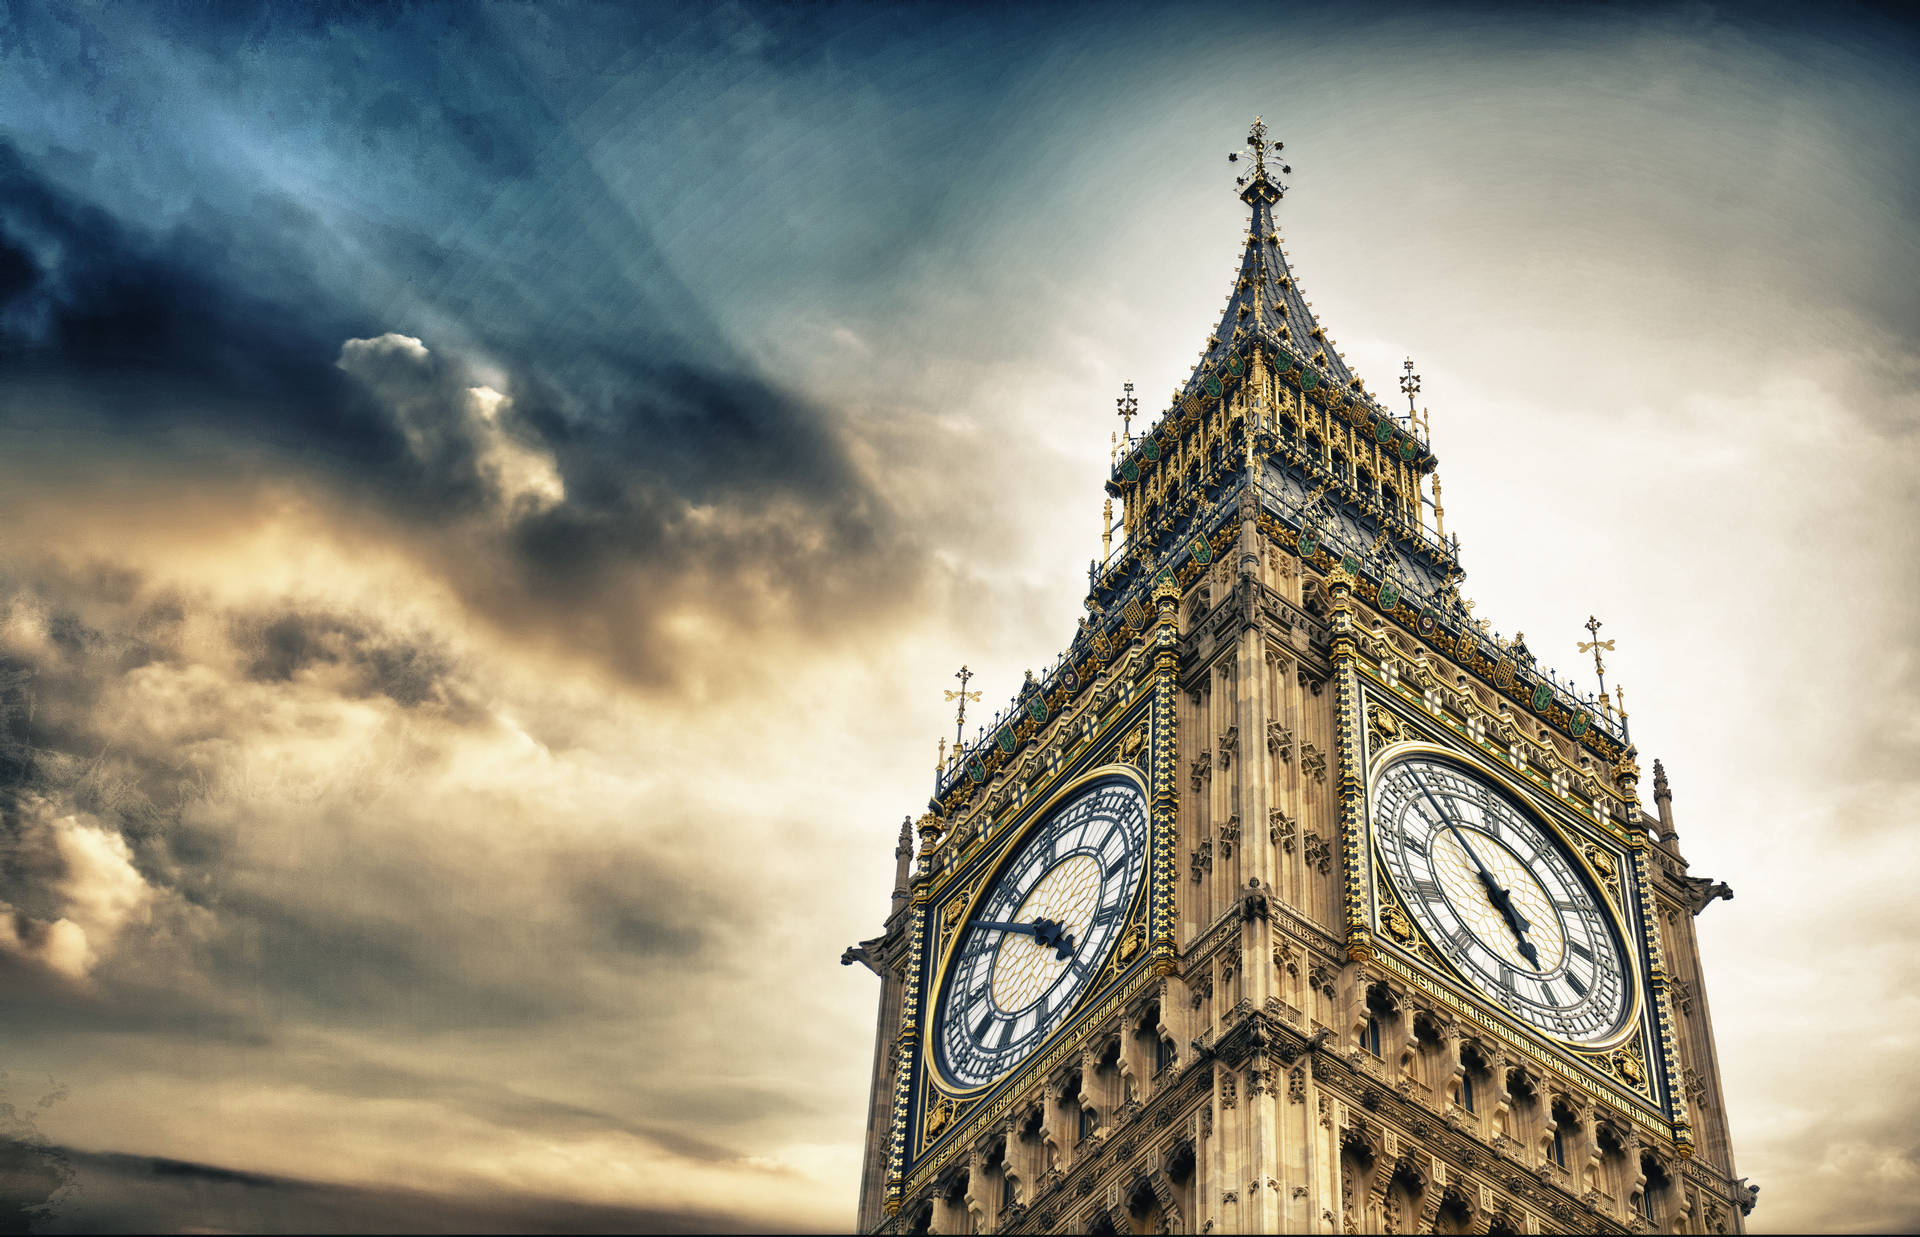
[1189, 183, 1356, 394]
[1177, 119, 1363, 404]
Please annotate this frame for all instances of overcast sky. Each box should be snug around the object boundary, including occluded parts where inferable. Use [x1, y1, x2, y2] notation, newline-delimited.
[0, 3, 1915, 1233]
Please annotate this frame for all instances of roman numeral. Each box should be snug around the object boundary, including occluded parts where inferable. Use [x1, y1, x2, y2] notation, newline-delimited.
[1569, 941, 1593, 963]
[1093, 904, 1120, 926]
[973, 1010, 994, 1042]
[1410, 876, 1443, 902]
[1105, 852, 1127, 879]
[992, 1020, 1013, 1049]
[1567, 972, 1587, 997]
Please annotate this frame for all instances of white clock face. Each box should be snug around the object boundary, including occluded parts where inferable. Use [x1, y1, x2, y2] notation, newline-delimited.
[932, 778, 1148, 1089]
[1373, 753, 1631, 1044]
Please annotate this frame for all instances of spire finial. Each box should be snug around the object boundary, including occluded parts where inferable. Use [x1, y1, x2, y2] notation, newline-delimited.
[1227, 116, 1290, 198]
[1400, 358, 1421, 419]
[1578, 616, 1617, 719]
[944, 665, 980, 749]
[1115, 381, 1138, 444]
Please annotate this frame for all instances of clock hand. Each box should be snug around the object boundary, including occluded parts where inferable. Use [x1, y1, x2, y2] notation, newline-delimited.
[1032, 917, 1078, 960]
[1415, 785, 1541, 968]
[973, 917, 1077, 961]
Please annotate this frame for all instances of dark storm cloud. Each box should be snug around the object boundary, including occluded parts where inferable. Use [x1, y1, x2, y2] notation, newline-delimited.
[231, 608, 471, 713]
[0, 562, 740, 1038]
[0, 141, 387, 463]
[17, 1142, 760, 1236]
[0, 123, 915, 680]
[0, 0, 938, 684]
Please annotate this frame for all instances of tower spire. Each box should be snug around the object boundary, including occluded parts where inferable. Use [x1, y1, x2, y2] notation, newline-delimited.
[1176, 120, 1359, 401]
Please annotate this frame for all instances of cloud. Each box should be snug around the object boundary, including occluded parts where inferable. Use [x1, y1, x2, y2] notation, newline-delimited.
[0, 808, 154, 984]
[0, 552, 865, 1227]
[335, 333, 566, 520]
[0, 126, 937, 689]
[27, 1141, 765, 1235]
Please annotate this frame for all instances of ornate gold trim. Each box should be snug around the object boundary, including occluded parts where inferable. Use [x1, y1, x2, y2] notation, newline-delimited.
[1361, 736, 1646, 1054]
[919, 763, 1153, 1097]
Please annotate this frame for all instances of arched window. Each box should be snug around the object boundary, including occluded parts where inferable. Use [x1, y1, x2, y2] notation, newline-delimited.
[1079, 1106, 1098, 1143]
[1002, 1173, 1018, 1213]
[1460, 1070, 1477, 1113]
[1155, 1036, 1176, 1076]
[1361, 1017, 1381, 1056]
[1595, 1123, 1632, 1207]
[1435, 1190, 1473, 1235]
[1549, 1122, 1567, 1167]
[1641, 1154, 1672, 1224]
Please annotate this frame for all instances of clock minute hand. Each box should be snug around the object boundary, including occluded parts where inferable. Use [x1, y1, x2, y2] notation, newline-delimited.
[1416, 786, 1541, 968]
[973, 917, 1076, 961]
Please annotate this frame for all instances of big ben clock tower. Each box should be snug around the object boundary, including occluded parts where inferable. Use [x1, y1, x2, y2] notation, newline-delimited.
[845, 120, 1756, 1235]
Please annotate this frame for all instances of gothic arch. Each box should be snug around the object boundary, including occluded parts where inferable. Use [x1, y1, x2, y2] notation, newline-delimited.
[1481, 1199, 1524, 1237]
[1430, 1182, 1477, 1235]
[1339, 1121, 1381, 1232]
[1372, 1153, 1427, 1235]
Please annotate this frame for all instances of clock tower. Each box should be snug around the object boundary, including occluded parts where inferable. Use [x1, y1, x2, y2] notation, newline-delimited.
[845, 120, 1755, 1235]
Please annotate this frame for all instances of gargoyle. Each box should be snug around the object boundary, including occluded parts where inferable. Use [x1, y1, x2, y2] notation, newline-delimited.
[1679, 874, 1733, 916]
[840, 935, 887, 976]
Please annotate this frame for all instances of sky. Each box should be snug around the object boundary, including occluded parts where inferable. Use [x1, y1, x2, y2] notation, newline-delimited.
[0, 1, 1915, 1232]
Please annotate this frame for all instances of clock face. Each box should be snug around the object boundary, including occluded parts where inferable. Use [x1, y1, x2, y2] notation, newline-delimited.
[1373, 753, 1631, 1044]
[932, 777, 1149, 1090]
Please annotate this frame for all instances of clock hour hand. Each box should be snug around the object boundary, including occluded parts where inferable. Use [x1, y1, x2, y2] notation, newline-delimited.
[1417, 786, 1540, 969]
[1476, 872, 1542, 969]
[972, 917, 1077, 961]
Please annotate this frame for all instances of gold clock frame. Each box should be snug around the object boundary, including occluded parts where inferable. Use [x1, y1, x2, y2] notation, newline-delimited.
[920, 762, 1153, 1098]
[1364, 737, 1647, 1055]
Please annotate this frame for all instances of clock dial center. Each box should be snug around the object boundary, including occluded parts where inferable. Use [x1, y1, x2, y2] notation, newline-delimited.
[989, 854, 1101, 1010]
[1431, 826, 1566, 971]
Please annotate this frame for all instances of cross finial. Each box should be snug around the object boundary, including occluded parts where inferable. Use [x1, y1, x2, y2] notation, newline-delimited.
[1400, 358, 1421, 418]
[1227, 116, 1290, 194]
[1578, 616, 1618, 719]
[1116, 381, 1138, 443]
[944, 665, 981, 748]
